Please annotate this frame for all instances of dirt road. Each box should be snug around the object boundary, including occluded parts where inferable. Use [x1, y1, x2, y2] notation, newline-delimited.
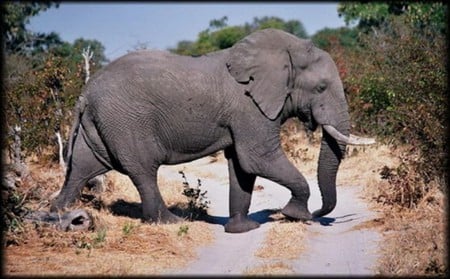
[159, 155, 381, 275]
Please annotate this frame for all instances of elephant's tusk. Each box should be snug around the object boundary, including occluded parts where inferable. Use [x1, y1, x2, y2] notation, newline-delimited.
[348, 134, 376, 145]
[323, 125, 376, 145]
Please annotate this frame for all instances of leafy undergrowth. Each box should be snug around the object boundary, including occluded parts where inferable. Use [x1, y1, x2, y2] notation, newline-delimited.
[3, 162, 213, 276]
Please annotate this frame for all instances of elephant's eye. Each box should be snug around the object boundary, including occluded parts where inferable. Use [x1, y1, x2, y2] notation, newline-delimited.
[315, 82, 327, 94]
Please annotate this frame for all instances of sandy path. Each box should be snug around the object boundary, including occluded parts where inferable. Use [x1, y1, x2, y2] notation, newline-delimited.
[159, 155, 380, 275]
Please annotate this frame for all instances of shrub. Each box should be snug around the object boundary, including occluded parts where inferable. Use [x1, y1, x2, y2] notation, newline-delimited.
[178, 171, 210, 220]
[341, 16, 447, 200]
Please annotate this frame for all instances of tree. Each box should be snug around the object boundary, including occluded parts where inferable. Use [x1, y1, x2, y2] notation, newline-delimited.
[284, 19, 308, 38]
[244, 16, 308, 38]
[311, 27, 358, 50]
[170, 16, 308, 56]
[338, 2, 447, 35]
[170, 40, 195, 56]
[209, 16, 228, 30]
[3, 2, 108, 164]
[338, 3, 448, 201]
[72, 38, 108, 67]
[3, 1, 61, 55]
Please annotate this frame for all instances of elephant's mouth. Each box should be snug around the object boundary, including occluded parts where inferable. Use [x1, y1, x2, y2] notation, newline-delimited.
[297, 110, 318, 132]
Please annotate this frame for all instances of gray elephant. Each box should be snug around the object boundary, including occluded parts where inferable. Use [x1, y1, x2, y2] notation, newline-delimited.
[50, 29, 374, 233]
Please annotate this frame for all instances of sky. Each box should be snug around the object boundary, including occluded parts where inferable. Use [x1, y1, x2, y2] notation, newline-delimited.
[28, 2, 348, 61]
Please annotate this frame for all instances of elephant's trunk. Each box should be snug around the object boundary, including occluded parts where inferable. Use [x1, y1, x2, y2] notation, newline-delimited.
[312, 121, 348, 218]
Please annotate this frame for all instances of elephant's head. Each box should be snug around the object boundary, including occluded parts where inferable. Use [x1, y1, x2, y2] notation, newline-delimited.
[227, 28, 374, 218]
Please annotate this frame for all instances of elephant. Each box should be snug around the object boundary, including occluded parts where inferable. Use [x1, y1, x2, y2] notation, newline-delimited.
[50, 28, 374, 233]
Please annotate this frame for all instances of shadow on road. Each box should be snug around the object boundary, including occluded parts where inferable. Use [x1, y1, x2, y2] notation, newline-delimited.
[202, 209, 280, 226]
[108, 200, 280, 227]
[312, 213, 358, 226]
[108, 200, 361, 229]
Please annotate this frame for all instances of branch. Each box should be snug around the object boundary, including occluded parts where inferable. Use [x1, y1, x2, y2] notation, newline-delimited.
[81, 45, 94, 84]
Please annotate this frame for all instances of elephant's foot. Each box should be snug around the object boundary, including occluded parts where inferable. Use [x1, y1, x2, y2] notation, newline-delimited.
[224, 213, 260, 233]
[281, 198, 312, 221]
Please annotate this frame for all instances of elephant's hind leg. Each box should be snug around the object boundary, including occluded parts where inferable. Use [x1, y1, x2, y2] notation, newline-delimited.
[51, 126, 109, 212]
[224, 148, 260, 233]
[128, 171, 183, 224]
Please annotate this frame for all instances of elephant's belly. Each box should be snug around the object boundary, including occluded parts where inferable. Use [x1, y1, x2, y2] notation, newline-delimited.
[162, 125, 233, 165]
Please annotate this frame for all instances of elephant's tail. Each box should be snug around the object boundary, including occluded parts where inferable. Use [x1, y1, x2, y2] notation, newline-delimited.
[65, 95, 87, 169]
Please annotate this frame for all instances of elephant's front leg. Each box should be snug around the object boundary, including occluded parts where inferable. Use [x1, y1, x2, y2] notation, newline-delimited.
[236, 144, 313, 221]
[262, 153, 313, 221]
[224, 148, 260, 233]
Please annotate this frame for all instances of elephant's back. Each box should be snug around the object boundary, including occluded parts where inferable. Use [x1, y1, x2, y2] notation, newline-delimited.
[84, 49, 236, 113]
[81, 49, 236, 138]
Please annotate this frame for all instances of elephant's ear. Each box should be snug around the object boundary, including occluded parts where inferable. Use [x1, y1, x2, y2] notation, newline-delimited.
[226, 29, 294, 120]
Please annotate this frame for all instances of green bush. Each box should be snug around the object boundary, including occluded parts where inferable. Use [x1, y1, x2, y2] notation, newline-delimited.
[341, 16, 447, 196]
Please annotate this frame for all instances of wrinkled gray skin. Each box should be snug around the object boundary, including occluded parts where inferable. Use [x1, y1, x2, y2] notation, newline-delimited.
[51, 29, 360, 233]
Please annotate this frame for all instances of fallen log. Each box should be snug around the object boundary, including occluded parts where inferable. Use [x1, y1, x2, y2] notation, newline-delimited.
[24, 209, 92, 231]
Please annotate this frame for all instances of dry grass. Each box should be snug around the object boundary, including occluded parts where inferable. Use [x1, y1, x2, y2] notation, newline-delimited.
[254, 218, 307, 260]
[4, 122, 447, 276]
[341, 145, 447, 276]
[5, 220, 213, 275]
[280, 121, 447, 276]
[244, 261, 296, 275]
[380, 202, 446, 274]
[338, 144, 400, 187]
[339, 144, 447, 276]
[281, 121, 320, 177]
[4, 163, 214, 276]
[246, 212, 307, 275]
[370, 181, 447, 276]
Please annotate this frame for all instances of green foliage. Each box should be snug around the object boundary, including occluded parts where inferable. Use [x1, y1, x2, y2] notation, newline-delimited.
[211, 26, 247, 50]
[75, 235, 93, 251]
[178, 171, 210, 221]
[311, 27, 359, 50]
[170, 16, 307, 56]
[3, 1, 61, 54]
[75, 228, 107, 253]
[177, 224, 189, 237]
[209, 16, 228, 30]
[92, 228, 107, 247]
[5, 53, 83, 159]
[3, 3, 108, 161]
[338, 2, 392, 28]
[316, 3, 447, 212]
[246, 16, 308, 38]
[71, 38, 109, 67]
[338, 2, 447, 34]
[404, 3, 447, 34]
[341, 10, 447, 194]
[122, 222, 137, 236]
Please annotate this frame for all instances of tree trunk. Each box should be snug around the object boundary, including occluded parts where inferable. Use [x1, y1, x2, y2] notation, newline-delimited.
[50, 87, 66, 171]
[55, 131, 65, 172]
[82, 45, 93, 84]
[11, 125, 23, 166]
